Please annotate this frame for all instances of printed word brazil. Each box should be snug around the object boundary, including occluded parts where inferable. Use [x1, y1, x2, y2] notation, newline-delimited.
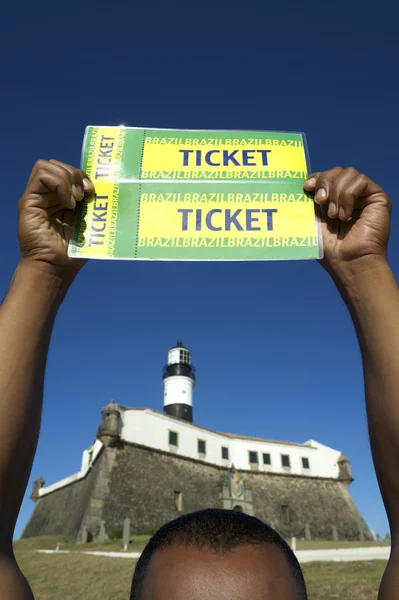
[178, 208, 278, 232]
[179, 149, 271, 167]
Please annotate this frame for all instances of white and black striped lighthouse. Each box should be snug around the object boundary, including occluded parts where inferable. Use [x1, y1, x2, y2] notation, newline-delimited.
[163, 341, 196, 422]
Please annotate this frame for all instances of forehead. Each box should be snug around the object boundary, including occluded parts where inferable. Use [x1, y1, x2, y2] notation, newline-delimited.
[141, 543, 301, 600]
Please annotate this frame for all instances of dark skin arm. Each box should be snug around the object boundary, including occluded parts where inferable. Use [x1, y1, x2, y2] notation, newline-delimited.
[0, 161, 397, 598]
[304, 167, 397, 599]
[0, 160, 94, 599]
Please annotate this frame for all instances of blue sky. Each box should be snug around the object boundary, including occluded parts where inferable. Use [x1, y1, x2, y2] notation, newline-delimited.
[1, 3, 398, 539]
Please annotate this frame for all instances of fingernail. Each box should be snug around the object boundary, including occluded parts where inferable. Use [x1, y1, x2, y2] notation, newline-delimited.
[72, 184, 84, 200]
[316, 188, 327, 203]
[305, 177, 317, 187]
[82, 178, 94, 192]
[339, 206, 346, 220]
[70, 196, 76, 209]
[328, 202, 337, 216]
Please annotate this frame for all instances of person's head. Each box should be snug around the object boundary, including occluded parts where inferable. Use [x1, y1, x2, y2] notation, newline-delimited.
[130, 508, 307, 600]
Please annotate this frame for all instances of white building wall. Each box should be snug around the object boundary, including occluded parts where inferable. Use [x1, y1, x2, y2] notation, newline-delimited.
[39, 439, 103, 497]
[119, 409, 341, 479]
[304, 439, 343, 478]
[38, 410, 343, 497]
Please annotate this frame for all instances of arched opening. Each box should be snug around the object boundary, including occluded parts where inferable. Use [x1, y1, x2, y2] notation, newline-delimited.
[233, 505, 243, 512]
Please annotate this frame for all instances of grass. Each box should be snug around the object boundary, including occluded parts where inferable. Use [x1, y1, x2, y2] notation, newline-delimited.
[304, 561, 386, 599]
[13, 538, 388, 600]
[15, 550, 135, 600]
[14, 536, 390, 554]
[294, 540, 391, 550]
[14, 535, 153, 554]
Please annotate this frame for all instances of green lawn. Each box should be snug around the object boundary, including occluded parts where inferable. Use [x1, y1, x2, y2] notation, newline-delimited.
[294, 540, 390, 551]
[14, 535, 153, 554]
[14, 536, 390, 554]
[13, 541, 388, 600]
[304, 561, 386, 599]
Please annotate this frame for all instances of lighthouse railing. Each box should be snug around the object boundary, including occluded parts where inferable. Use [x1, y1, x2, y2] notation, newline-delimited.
[163, 363, 196, 381]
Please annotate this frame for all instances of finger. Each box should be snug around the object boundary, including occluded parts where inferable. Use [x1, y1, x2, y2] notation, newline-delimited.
[62, 209, 77, 245]
[25, 164, 76, 209]
[49, 159, 88, 201]
[353, 175, 391, 211]
[312, 166, 343, 206]
[27, 160, 96, 209]
[62, 210, 87, 268]
[28, 160, 74, 193]
[335, 173, 368, 221]
[328, 167, 360, 220]
[29, 159, 72, 187]
[51, 160, 95, 199]
[81, 173, 95, 198]
[29, 159, 90, 202]
[303, 172, 321, 192]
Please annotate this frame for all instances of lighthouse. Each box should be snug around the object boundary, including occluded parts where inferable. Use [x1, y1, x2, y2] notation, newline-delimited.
[163, 341, 196, 422]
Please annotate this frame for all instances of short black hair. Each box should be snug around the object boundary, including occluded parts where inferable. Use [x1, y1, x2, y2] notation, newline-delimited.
[130, 508, 307, 599]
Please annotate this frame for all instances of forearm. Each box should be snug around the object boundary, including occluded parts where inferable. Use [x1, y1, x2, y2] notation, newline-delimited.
[0, 261, 68, 550]
[338, 258, 399, 535]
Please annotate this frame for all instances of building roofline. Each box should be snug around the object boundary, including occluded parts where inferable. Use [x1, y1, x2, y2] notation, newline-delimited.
[221, 432, 313, 448]
[116, 406, 318, 449]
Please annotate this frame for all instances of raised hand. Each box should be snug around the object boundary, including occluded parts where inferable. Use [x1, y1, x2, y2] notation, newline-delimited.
[18, 159, 94, 282]
[304, 167, 391, 279]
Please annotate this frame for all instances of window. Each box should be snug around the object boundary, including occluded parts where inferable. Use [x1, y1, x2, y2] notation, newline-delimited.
[174, 491, 183, 511]
[281, 454, 290, 468]
[263, 453, 271, 465]
[302, 457, 310, 469]
[222, 447, 229, 460]
[281, 504, 290, 523]
[169, 431, 178, 446]
[180, 350, 189, 363]
[198, 439, 206, 454]
[249, 451, 259, 464]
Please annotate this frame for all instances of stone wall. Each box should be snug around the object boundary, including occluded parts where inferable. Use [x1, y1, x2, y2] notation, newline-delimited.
[79, 447, 118, 539]
[22, 450, 103, 539]
[249, 470, 370, 539]
[102, 442, 372, 540]
[23, 442, 372, 541]
[102, 443, 227, 533]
